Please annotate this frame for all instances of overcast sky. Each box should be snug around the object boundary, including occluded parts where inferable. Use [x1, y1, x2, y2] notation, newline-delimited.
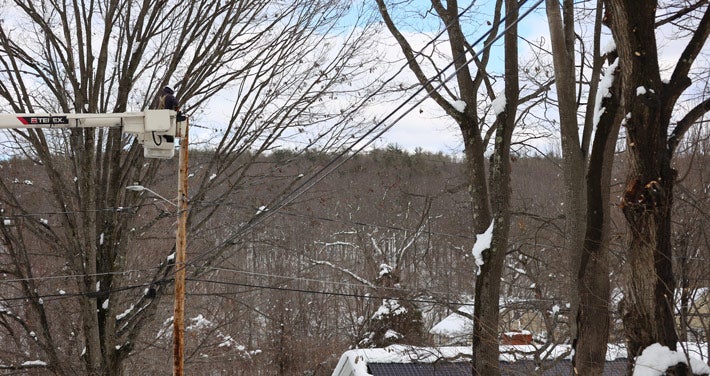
[188, 1, 557, 156]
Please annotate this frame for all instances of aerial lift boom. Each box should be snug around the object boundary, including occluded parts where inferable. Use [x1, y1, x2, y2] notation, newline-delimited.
[0, 109, 180, 159]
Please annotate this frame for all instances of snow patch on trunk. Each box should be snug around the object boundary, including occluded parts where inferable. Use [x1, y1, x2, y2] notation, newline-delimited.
[593, 59, 620, 129]
[451, 100, 467, 113]
[472, 220, 494, 275]
[491, 95, 506, 116]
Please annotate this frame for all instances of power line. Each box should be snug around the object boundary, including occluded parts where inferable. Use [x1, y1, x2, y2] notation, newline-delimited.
[2, 0, 546, 306]
[0, 203, 161, 220]
[194, 199, 475, 240]
[0, 267, 162, 284]
[0, 281, 152, 305]
[0, 274, 471, 309]
[186, 277, 475, 306]
[186, 0, 543, 270]
[196, 265, 475, 296]
[0, 262, 470, 305]
[186, 277, 562, 309]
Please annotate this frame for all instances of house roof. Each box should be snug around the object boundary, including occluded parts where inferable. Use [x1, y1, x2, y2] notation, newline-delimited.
[429, 306, 473, 338]
[332, 343, 709, 376]
[332, 345, 627, 376]
[366, 359, 628, 376]
[368, 362, 471, 376]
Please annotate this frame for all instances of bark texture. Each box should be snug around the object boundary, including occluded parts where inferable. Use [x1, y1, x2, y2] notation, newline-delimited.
[545, 1, 618, 373]
[603, 1, 710, 372]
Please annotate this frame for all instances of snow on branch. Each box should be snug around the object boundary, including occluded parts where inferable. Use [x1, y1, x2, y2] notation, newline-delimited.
[309, 259, 376, 289]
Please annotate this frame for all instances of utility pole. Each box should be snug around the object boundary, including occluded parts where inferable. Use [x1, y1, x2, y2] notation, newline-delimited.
[173, 118, 189, 376]
[1, 109, 187, 373]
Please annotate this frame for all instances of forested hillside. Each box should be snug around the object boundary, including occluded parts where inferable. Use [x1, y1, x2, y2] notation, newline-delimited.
[1, 146, 706, 375]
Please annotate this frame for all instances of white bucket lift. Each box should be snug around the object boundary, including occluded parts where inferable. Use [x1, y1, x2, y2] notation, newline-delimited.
[0, 110, 182, 159]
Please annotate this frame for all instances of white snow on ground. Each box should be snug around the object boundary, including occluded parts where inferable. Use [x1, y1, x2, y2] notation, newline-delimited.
[218, 334, 236, 348]
[378, 264, 393, 278]
[156, 316, 174, 338]
[187, 314, 214, 330]
[472, 220, 494, 275]
[384, 329, 402, 340]
[633, 343, 710, 376]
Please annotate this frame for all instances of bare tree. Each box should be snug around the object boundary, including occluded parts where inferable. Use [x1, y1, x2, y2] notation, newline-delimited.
[0, 0, 381, 374]
[309, 194, 433, 348]
[373, 0, 542, 373]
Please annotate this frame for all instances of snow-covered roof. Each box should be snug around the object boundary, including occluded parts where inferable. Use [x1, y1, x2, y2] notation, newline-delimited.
[429, 306, 473, 338]
[332, 345, 470, 376]
[331, 344, 630, 376]
[332, 343, 708, 376]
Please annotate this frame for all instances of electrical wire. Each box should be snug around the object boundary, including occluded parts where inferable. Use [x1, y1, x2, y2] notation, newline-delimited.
[194, 199, 475, 240]
[0, 0, 491, 299]
[0, 281, 152, 305]
[3, 0, 546, 303]
[0, 273, 478, 308]
[195, 265, 475, 297]
[187, 277, 476, 306]
[0, 267, 162, 284]
[0, 203, 159, 220]
[185, 0, 544, 270]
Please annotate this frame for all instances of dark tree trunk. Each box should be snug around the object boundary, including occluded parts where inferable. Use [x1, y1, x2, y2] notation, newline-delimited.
[472, 1, 518, 374]
[574, 55, 621, 374]
[601, 3, 710, 372]
[603, 0, 679, 362]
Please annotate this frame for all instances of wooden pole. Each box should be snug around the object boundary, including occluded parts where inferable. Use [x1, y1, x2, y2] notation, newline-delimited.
[173, 118, 189, 376]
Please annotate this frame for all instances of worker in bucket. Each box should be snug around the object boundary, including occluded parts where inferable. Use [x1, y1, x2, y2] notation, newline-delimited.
[155, 86, 186, 122]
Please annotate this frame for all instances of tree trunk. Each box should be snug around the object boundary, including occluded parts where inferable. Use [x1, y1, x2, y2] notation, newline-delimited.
[604, 0, 679, 362]
[575, 65, 620, 374]
[472, 1, 518, 374]
[603, 0, 710, 372]
[545, 1, 619, 373]
[544, 0, 587, 346]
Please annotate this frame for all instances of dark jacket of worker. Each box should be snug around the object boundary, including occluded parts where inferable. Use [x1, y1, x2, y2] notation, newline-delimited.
[157, 86, 178, 110]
